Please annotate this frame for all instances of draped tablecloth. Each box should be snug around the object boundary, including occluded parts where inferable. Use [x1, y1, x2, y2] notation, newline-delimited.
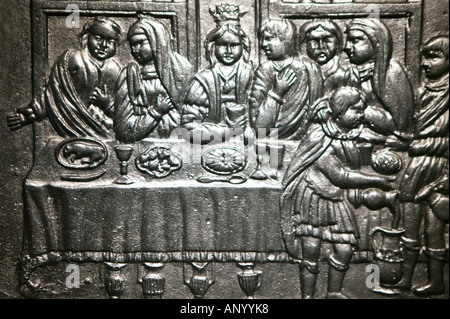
[22, 137, 393, 266]
[22, 137, 291, 264]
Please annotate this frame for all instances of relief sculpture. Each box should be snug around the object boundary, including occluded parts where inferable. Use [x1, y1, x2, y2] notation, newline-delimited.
[387, 35, 449, 296]
[181, 4, 253, 145]
[2, 0, 448, 300]
[249, 18, 323, 141]
[299, 19, 357, 95]
[344, 19, 415, 142]
[280, 86, 394, 299]
[7, 18, 122, 138]
[114, 17, 194, 143]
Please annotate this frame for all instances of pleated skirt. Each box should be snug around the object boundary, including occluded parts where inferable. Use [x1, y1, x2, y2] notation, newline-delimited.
[293, 182, 359, 246]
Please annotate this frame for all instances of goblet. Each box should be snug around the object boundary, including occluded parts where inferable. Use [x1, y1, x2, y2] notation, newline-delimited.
[267, 143, 285, 170]
[225, 103, 246, 123]
[114, 145, 134, 184]
[250, 141, 268, 180]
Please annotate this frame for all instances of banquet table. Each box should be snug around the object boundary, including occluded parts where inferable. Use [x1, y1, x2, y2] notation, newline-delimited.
[20, 136, 393, 298]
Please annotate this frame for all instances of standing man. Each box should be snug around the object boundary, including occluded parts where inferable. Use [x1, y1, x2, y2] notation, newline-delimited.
[249, 19, 323, 140]
[7, 17, 122, 139]
[387, 36, 449, 297]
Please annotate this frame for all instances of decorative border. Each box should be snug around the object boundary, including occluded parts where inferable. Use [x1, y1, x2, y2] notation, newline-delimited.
[21, 250, 376, 268]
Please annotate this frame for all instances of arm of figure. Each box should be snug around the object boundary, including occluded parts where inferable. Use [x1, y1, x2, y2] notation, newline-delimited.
[252, 94, 283, 133]
[409, 110, 449, 156]
[116, 108, 161, 143]
[181, 80, 232, 144]
[114, 72, 161, 143]
[90, 85, 113, 113]
[409, 137, 449, 157]
[7, 50, 84, 131]
[416, 110, 449, 139]
[182, 119, 231, 144]
[358, 127, 389, 144]
[249, 66, 271, 125]
[316, 148, 393, 191]
[6, 96, 48, 131]
[382, 61, 415, 133]
[252, 68, 297, 135]
[363, 104, 397, 136]
[181, 103, 231, 144]
[129, 94, 175, 140]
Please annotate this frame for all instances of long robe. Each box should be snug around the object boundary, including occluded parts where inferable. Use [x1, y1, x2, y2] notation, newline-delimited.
[249, 56, 323, 140]
[181, 61, 253, 144]
[32, 48, 121, 138]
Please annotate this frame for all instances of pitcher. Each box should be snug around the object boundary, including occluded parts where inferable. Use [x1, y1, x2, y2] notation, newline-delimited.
[370, 227, 405, 294]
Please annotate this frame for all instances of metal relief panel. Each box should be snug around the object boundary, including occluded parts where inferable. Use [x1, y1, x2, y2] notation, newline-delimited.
[2, 0, 448, 301]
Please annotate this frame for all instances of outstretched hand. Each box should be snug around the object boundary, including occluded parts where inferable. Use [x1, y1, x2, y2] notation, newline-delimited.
[378, 175, 396, 191]
[385, 135, 409, 151]
[6, 106, 36, 131]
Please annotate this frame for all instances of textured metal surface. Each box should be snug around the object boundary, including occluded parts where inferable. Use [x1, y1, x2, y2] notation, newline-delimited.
[0, 0, 448, 300]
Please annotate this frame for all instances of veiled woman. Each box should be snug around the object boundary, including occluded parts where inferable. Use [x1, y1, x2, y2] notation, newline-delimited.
[344, 19, 415, 138]
[114, 17, 194, 143]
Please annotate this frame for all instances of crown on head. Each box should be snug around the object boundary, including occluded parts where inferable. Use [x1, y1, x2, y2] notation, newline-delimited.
[209, 4, 246, 26]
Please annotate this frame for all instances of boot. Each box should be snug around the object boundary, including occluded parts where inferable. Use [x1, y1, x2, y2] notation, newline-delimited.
[325, 255, 350, 299]
[299, 260, 319, 299]
[390, 237, 420, 291]
[413, 248, 446, 297]
[393, 248, 419, 291]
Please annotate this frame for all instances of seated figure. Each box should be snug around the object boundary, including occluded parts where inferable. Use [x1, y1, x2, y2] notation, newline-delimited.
[7, 18, 122, 138]
[181, 4, 253, 144]
[114, 17, 194, 143]
[249, 19, 323, 140]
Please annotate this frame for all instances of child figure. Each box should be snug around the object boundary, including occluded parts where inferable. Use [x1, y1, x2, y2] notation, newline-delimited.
[280, 86, 394, 299]
[181, 4, 253, 144]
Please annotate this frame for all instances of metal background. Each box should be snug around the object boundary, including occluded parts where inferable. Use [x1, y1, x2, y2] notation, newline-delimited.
[0, 0, 448, 299]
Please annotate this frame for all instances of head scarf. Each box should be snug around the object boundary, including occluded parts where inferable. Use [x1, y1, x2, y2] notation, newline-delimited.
[127, 18, 194, 109]
[346, 19, 393, 101]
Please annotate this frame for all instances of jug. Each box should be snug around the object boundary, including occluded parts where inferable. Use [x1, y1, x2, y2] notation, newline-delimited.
[371, 227, 405, 287]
